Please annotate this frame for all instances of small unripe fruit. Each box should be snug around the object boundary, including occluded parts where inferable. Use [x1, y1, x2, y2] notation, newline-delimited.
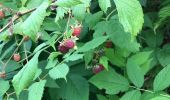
[58, 44, 69, 53]
[72, 27, 81, 37]
[0, 10, 5, 19]
[0, 72, 6, 78]
[105, 41, 112, 48]
[24, 36, 29, 41]
[13, 53, 21, 62]
[92, 64, 104, 74]
[64, 39, 75, 49]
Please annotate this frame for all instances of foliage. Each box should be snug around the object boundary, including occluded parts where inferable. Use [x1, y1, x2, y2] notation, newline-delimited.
[0, 0, 170, 100]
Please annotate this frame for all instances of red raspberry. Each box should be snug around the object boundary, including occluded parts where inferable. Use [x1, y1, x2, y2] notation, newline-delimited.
[0, 10, 5, 19]
[92, 64, 104, 74]
[58, 44, 69, 53]
[13, 53, 21, 62]
[64, 39, 75, 49]
[105, 41, 113, 48]
[72, 27, 81, 37]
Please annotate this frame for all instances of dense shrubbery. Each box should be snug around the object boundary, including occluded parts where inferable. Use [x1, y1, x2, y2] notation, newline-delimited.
[0, 0, 170, 100]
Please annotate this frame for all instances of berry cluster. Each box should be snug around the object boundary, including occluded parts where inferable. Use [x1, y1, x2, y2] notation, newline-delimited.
[58, 26, 81, 53]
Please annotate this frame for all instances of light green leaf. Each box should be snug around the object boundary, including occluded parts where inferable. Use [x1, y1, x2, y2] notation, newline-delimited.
[55, 0, 82, 8]
[28, 80, 46, 100]
[12, 51, 41, 96]
[49, 63, 69, 80]
[33, 43, 48, 53]
[55, 7, 68, 22]
[77, 36, 108, 52]
[99, 56, 108, 70]
[22, 1, 49, 41]
[151, 96, 170, 100]
[113, 0, 144, 36]
[21, 0, 28, 6]
[120, 90, 141, 100]
[64, 53, 84, 62]
[153, 65, 170, 91]
[72, 4, 86, 21]
[0, 79, 10, 97]
[89, 67, 129, 94]
[98, 0, 111, 13]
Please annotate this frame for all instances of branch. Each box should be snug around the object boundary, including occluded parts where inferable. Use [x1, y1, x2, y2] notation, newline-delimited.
[0, 8, 36, 33]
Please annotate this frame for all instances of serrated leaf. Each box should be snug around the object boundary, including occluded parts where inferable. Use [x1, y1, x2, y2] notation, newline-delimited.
[55, 0, 83, 8]
[22, 1, 49, 41]
[49, 63, 69, 80]
[55, 7, 68, 22]
[120, 90, 141, 100]
[113, 0, 144, 36]
[72, 4, 86, 21]
[0, 79, 10, 97]
[28, 80, 46, 100]
[12, 51, 41, 96]
[77, 36, 108, 52]
[89, 67, 129, 94]
[153, 65, 170, 91]
[98, 0, 111, 13]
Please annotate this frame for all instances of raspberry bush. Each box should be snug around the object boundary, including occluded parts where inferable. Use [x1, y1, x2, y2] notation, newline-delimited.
[0, 0, 170, 100]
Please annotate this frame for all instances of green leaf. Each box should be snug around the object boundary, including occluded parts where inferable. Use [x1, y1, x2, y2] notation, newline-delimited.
[89, 67, 129, 94]
[151, 96, 170, 100]
[55, 7, 68, 22]
[127, 62, 144, 88]
[55, 0, 83, 8]
[113, 0, 144, 36]
[105, 48, 126, 67]
[72, 4, 86, 21]
[45, 52, 60, 69]
[77, 36, 108, 52]
[153, 65, 170, 91]
[28, 80, 46, 100]
[157, 44, 170, 66]
[26, 0, 44, 9]
[0, 79, 10, 97]
[120, 90, 141, 100]
[93, 19, 140, 52]
[21, 0, 28, 6]
[22, 1, 49, 41]
[33, 43, 48, 53]
[126, 51, 152, 88]
[49, 74, 89, 100]
[49, 63, 69, 80]
[64, 53, 84, 62]
[85, 11, 104, 28]
[99, 56, 108, 70]
[12, 51, 41, 96]
[97, 94, 108, 100]
[98, 0, 111, 13]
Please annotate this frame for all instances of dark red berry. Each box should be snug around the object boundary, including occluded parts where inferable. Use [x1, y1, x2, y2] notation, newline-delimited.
[105, 41, 112, 48]
[0, 10, 5, 19]
[72, 27, 81, 37]
[64, 39, 75, 49]
[58, 44, 69, 53]
[13, 53, 21, 62]
[92, 64, 104, 74]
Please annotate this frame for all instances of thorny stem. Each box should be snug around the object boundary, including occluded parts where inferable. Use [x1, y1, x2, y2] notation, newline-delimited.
[0, 8, 36, 33]
[106, 9, 117, 21]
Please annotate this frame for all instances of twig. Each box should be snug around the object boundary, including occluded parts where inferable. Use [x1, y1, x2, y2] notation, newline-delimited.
[0, 8, 36, 33]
